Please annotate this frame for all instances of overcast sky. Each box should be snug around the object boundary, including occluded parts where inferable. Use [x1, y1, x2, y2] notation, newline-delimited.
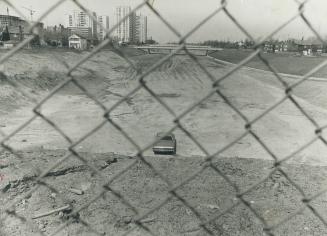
[0, 0, 327, 43]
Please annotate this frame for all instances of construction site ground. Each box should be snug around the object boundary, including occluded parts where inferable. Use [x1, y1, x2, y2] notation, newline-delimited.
[1, 48, 327, 235]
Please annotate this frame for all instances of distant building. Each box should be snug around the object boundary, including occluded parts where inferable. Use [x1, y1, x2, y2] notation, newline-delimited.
[264, 41, 290, 53]
[0, 15, 26, 28]
[134, 14, 147, 43]
[295, 39, 323, 56]
[67, 10, 97, 39]
[114, 6, 148, 44]
[69, 34, 88, 50]
[0, 15, 44, 42]
[264, 41, 276, 53]
[67, 27, 92, 39]
[238, 41, 245, 49]
[2, 40, 17, 49]
[115, 6, 132, 43]
[97, 15, 109, 41]
[44, 24, 71, 47]
[91, 12, 98, 39]
[280, 42, 288, 52]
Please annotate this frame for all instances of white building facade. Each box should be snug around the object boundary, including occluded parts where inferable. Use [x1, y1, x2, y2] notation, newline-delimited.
[69, 34, 87, 50]
[67, 11, 97, 39]
[115, 6, 132, 42]
[97, 16, 109, 41]
[136, 15, 147, 43]
[114, 6, 148, 44]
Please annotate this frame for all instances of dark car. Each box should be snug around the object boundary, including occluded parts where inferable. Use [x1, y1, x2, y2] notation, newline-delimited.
[153, 133, 177, 155]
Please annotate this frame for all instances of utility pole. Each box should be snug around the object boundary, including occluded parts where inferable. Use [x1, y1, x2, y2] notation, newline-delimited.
[22, 6, 37, 49]
[6, 7, 11, 26]
[6, 7, 11, 40]
[22, 6, 36, 22]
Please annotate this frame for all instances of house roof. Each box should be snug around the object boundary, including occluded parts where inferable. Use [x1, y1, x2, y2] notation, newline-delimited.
[2, 40, 19, 44]
[295, 39, 323, 46]
[69, 33, 87, 40]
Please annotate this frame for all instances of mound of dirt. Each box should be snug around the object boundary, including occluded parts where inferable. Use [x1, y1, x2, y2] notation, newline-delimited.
[0, 50, 130, 114]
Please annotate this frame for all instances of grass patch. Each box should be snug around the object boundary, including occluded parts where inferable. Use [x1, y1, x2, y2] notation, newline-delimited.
[210, 49, 327, 77]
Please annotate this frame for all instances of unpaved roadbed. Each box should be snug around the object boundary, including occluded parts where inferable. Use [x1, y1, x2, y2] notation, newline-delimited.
[1, 149, 327, 236]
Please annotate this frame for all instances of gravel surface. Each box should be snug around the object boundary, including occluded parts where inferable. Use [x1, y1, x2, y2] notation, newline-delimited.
[2, 150, 327, 235]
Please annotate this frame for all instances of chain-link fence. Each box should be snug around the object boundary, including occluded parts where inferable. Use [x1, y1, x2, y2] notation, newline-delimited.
[1, 0, 327, 235]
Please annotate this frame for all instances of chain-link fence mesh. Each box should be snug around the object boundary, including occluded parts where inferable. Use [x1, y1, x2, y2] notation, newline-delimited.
[1, 0, 327, 235]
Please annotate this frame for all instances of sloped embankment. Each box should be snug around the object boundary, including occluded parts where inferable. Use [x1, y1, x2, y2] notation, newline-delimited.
[0, 49, 129, 114]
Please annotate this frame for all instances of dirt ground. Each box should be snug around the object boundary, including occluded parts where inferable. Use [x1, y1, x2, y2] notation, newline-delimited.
[1, 48, 327, 235]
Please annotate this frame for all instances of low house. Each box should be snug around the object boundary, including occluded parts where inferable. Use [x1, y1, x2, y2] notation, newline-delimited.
[68, 34, 88, 50]
[264, 41, 289, 53]
[1, 40, 18, 49]
[295, 39, 323, 56]
[264, 42, 274, 53]
[237, 41, 245, 49]
[279, 42, 288, 52]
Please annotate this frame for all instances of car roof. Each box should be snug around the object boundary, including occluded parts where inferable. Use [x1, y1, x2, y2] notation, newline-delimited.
[156, 132, 175, 138]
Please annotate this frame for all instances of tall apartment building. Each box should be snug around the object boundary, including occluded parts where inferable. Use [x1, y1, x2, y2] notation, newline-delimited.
[115, 6, 133, 42]
[115, 6, 147, 44]
[67, 10, 97, 39]
[135, 14, 147, 43]
[97, 15, 109, 41]
[92, 12, 98, 39]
